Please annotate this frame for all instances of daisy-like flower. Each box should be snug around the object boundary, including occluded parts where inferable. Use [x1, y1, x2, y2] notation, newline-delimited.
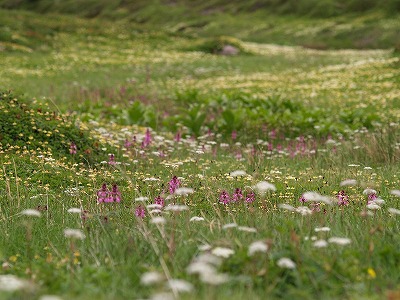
[248, 241, 268, 256]
[367, 203, 381, 210]
[174, 187, 194, 196]
[211, 247, 235, 258]
[253, 181, 276, 194]
[277, 257, 296, 269]
[302, 192, 332, 205]
[340, 179, 357, 186]
[67, 208, 82, 214]
[166, 279, 193, 293]
[140, 271, 164, 285]
[21, 209, 41, 217]
[230, 170, 246, 177]
[64, 229, 85, 240]
[328, 237, 351, 245]
[313, 240, 328, 248]
[190, 216, 205, 222]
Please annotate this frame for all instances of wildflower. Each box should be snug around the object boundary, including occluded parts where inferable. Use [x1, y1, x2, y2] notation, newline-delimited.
[277, 257, 296, 269]
[232, 188, 243, 202]
[367, 193, 377, 204]
[135, 206, 146, 218]
[150, 217, 166, 225]
[313, 240, 328, 248]
[222, 223, 237, 229]
[296, 206, 312, 215]
[302, 191, 332, 205]
[248, 241, 268, 256]
[298, 194, 307, 203]
[315, 227, 330, 232]
[199, 272, 229, 285]
[363, 188, 377, 195]
[278, 204, 295, 211]
[245, 191, 255, 203]
[390, 190, 400, 197]
[190, 216, 205, 222]
[0, 275, 30, 292]
[166, 279, 193, 293]
[328, 237, 351, 245]
[310, 202, 321, 212]
[108, 154, 116, 165]
[337, 190, 349, 206]
[212, 247, 234, 258]
[147, 204, 163, 210]
[175, 131, 181, 142]
[367, 268, 376, 279]
[124, 139, 132, 149]
[253, 181, 276, 194]
[340, 179, 357, 186]
[64, 229, 85, 240]
[135, 196, 149, 202]
[198, 244, 212, 251]
[187, 261, 216, 276]
[67, 208, 82, 214]
[69, 142, 77, 154]
[230, 170, 246, 177]
[238, 226, 257, 233]
[164, 205, 189, 212]
[97, 183, 110, 203]
[231, 130, 237, 140]
[174, 187, 194, 196]
[143, 128, 152, 147]
[168, 176, 181, 194]
[154, 196, 165, 207]
[367, 203, 380, 210]
[219, 190, 230, 204]
[110, 184, 121, 203]
[21, 209, 41, 217]
[141, 271, 164, 285]
[388, 208, 400, 215]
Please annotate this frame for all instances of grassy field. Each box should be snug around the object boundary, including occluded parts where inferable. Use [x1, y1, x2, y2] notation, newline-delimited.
[0, 4, 400, 300]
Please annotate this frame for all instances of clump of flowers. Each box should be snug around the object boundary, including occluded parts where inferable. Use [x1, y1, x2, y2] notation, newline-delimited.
[219, 190, 230, 204]
[69, 142, 77, 154]
[299, 194, 307, 203]
[108, 154, 116, 165]
[232, 188, 243, 202]
[135, 206, 146, 218]
[337, 190, 349, 206]
[245, 191, 255, 203]
[169, 176, 181, 194]
[97, 183, 110, 203]
[110, 184, 121, 203]
[155, 196, 165, 207]
[220, 189, 256, 205]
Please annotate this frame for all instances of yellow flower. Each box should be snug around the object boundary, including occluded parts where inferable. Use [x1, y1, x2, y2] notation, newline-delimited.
[368, 268, 376, 279]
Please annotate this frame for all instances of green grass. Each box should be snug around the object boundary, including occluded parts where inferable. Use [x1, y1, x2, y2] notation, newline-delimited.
[0, 5, 400, 300]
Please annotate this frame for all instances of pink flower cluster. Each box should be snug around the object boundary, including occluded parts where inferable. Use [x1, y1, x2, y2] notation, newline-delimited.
[97, 183, 121, 203]
[219, 188, 255, 205]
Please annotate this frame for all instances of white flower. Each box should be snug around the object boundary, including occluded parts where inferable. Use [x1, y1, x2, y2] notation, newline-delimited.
[373, 198, 385, 205]
[248, 241, 269, 256]
[164, 205, 189, 212]
[230, 170, 247, 177]
[222, 223, 237, 229]
[135, 196, 149, 202]
[348, 164, 360, 167]
[388, 208, 400, 215]
[166, 279, 193, 293]
[195, 253, 222, 266]
[0, 275, 30, 292]
[174, 187, 194, 196]
[147, 204, 163, 210]
[144, 177, 160, 181]
[140, 271, 164, 285]
[238, 226, 257, 233]
[39, 296, 63, 300]
[253, 181, 276, 194]
[340, 179, 357, 186]
[302, 192, 332, 205]
[390, 190, 400, 197]
[67, 208, 81, 214]
[64, 229, 85, 240]
[296, 206, 312, 215]
[150, 209, 162, 214]
[199, 272, 229, 285]
[278, 204, 295, 211]
[190, 216, 205, 222]
[187, 261, 216, 276]
[150, 292, 174, 300]
[363, 188, 377, 195]
[212, 247, 234, 258]
[328, 237, 351, 245]
[277, 258, 296, 269]
[198, 244, 212, 251]
[311, 236, 317, 241]
[150, 217, 166, 225]
[314, 227, 330, 232]
[367, 203, 381, 210]
[313, 240, 328, 248]
[21, 209, 41, 217]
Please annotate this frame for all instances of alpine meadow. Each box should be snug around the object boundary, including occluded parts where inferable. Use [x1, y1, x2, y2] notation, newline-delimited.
[0, 1, 399, 299]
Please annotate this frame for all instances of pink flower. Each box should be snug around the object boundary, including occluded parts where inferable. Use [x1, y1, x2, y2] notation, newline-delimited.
[299, 194, 307, 203]
[69, 142, 77, 154]
[135, 206, 145, 218]
[245, 191, 255, 203]
[231, 130, 237, 140]
[110, 184, 121, 203]
[97, 183, 111, 203]
[169, 176, 181, 194]
[219, 190, 230, 204]
[232, 188, 243, 202]
[108, 154, 116, 165]
[337, 190, 349, 206]
[155, 196, 165, 207]
[367, 193, 377, 204]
